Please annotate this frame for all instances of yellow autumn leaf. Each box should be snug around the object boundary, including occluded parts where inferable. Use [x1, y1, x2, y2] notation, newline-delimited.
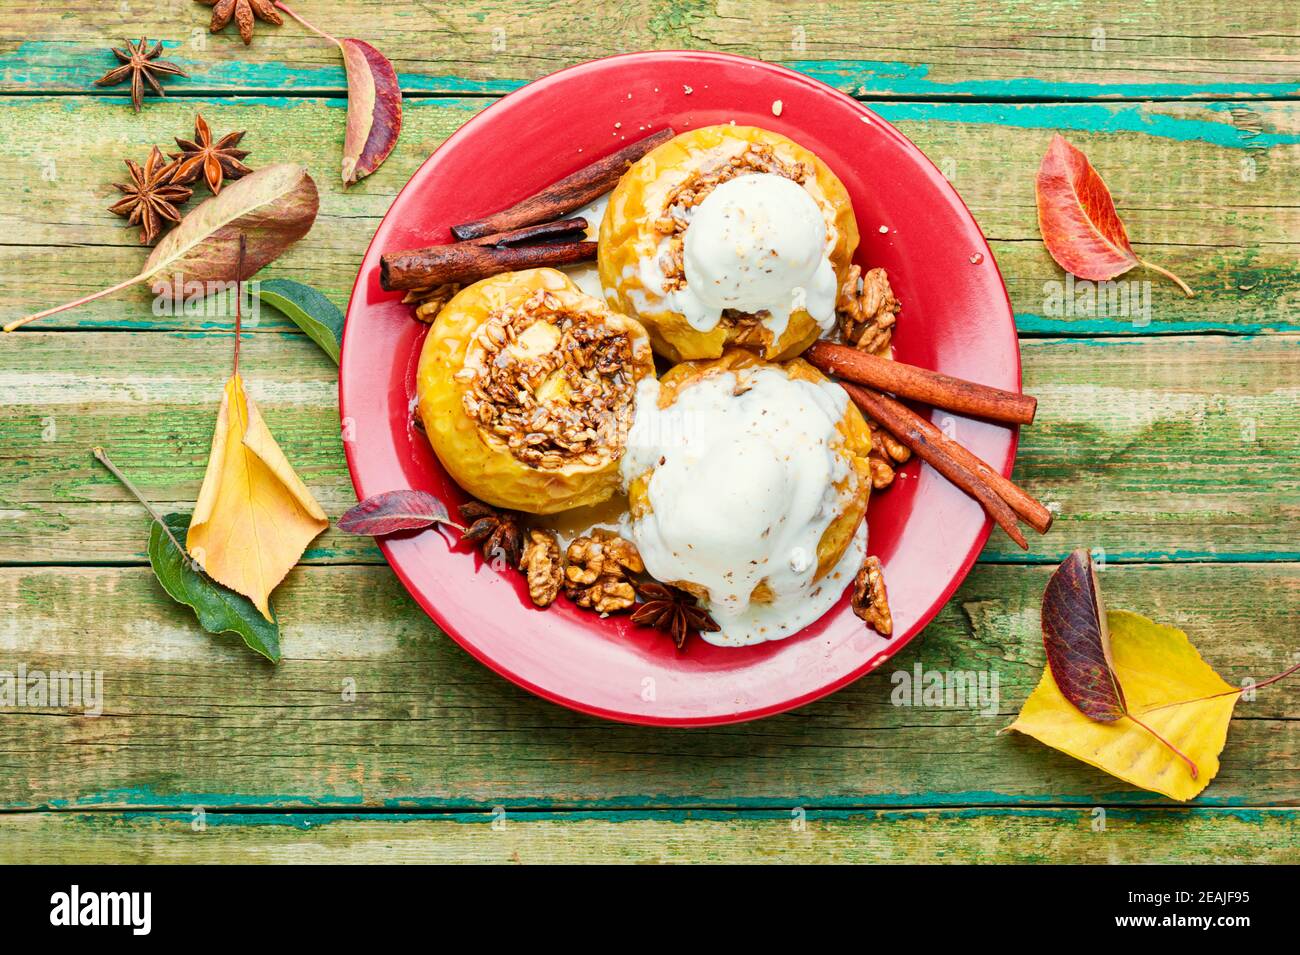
[1008, 609, 1238, 801]
[187, 373, 328, 621]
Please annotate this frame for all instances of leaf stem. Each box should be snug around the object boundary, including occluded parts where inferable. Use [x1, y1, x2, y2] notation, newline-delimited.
[274, 1, 342, 47]
[4, 271, 151, 333]
[92, 446, 188, 558]
[1140, 660, 1300, 715]
[233, 233, 245, 378]
[1124, 711, 1199, 779]
[1137, 256, 1195, 298]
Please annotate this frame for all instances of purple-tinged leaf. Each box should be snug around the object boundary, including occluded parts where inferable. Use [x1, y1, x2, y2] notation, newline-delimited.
[1041, 549, 1125, 721]
[337, 490, 451, 536]
[1041, 549, 1198, 777]
[275, 3, 402, 186]
[338, 38, 402, 186]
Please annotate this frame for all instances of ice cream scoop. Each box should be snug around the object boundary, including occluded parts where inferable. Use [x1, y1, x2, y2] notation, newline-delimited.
[677, 173, 838, 337]
[620, 352, 872, 646]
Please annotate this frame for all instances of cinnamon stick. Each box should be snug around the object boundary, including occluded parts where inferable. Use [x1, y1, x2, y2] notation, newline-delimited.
[450, 128, 675, 240]
[856, 385, 1052, 534]
[844, 382, 1043, 549]
[467, 217, 588, 247]
[807, 340, 1037, 426]
[380, 240, 597, 292]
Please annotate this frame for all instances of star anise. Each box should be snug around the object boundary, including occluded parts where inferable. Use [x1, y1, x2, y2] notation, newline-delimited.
[458, 501, 524, 569]
[94, 38, 189, 113]
[107, 147, 194, 245]
[199, 0, 283, 46]
[170, 113, 252, 195]
[631, 581, 720, 651]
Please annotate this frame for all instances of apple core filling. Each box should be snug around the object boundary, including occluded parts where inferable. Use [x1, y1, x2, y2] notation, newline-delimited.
[458, 288, 643, 471]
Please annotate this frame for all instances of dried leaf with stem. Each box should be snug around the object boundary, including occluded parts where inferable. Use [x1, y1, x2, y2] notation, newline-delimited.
[93, 446, 282, 662]
[1037, 549, 1198, 775]
[1036, 134, 1193, 296]
[185, 235, 329, 620]
[275, 2, 402, 185]
[337, 489, 461, 536]
[7, 163, 318, 332]
[1008, 549, 1300, 800]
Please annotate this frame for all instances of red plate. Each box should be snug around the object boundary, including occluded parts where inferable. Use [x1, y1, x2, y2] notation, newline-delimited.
[340, 51, 1019, 726]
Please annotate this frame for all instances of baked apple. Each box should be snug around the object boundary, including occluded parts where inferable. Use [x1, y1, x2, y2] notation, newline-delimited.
[416, 268, 655, 514]
[599, 125, 859, 363]
[620, 349, 873, 645]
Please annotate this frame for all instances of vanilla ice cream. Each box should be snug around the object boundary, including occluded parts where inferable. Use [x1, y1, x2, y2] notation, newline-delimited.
[620, 365, 865, 646]
[665, 173, 839, 339]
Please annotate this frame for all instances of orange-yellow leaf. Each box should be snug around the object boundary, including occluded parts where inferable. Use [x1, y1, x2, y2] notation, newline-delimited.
[1008, 610, 1238, 801]
[187, 373, 328, 620]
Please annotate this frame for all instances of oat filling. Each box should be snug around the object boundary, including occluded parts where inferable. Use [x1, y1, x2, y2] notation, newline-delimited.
[458, 288, 639, 470]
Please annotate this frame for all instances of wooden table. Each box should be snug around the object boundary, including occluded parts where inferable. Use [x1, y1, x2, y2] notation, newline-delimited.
[0, 2, 1295, 864]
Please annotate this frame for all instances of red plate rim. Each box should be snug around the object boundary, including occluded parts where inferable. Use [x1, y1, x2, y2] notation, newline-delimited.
[340, 50, 1019, 726]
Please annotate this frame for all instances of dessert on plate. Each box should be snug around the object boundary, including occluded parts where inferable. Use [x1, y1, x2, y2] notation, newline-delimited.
[622, 349, 872, 645]
[599, 125, 859, 363]
[381, 121, 1047, 651]
[415, 268, 654, 514]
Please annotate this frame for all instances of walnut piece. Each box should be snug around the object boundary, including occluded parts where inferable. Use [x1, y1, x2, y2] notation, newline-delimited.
[571, 577, 637, 614]
[837, 266, 900, 354]
[851, 556, 892, 637]
[565, 529, 643, 613]
[865, 419, 912, 490]
[520, 528, 562, 608]
[868, 454, 896, 490]
[402, 283, 462, 323]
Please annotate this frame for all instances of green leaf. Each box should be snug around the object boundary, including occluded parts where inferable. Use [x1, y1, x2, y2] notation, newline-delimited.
[256, 278, 345, 363]
[148, 513, 282, 663]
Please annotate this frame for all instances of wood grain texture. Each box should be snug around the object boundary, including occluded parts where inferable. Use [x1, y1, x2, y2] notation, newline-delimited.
[0, 332, 1293, 565]
[0, 562, 1294, 811]
[2, 5, 1297, 863]
[2, 97, 1296, 335]
[0, 808, 1294, 864]
[2, 2, 1298, 98]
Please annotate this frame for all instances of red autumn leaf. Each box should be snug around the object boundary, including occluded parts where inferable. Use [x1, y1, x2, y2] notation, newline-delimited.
[337, 489, 451, 536]
[1035, 134, 1193, 297]
[338, 38, 402, 185]
[275, 3, 402, 186]
[1041, 549, 1199, 777]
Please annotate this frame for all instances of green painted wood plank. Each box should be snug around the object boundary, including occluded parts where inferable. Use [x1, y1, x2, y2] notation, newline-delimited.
[1, 97, 1294, 337]
[0, 807, 1294, 864]
[0, 562, 1294, 811]
[0, 332, 1293, 565]
[2, 2, 1298, 99]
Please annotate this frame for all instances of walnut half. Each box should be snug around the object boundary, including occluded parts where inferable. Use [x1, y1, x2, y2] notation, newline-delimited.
[837, 266, 900, 354]
[851, 556, 892, 637]
[565, 530, 643, 613]
[520, 528, 563, 608]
